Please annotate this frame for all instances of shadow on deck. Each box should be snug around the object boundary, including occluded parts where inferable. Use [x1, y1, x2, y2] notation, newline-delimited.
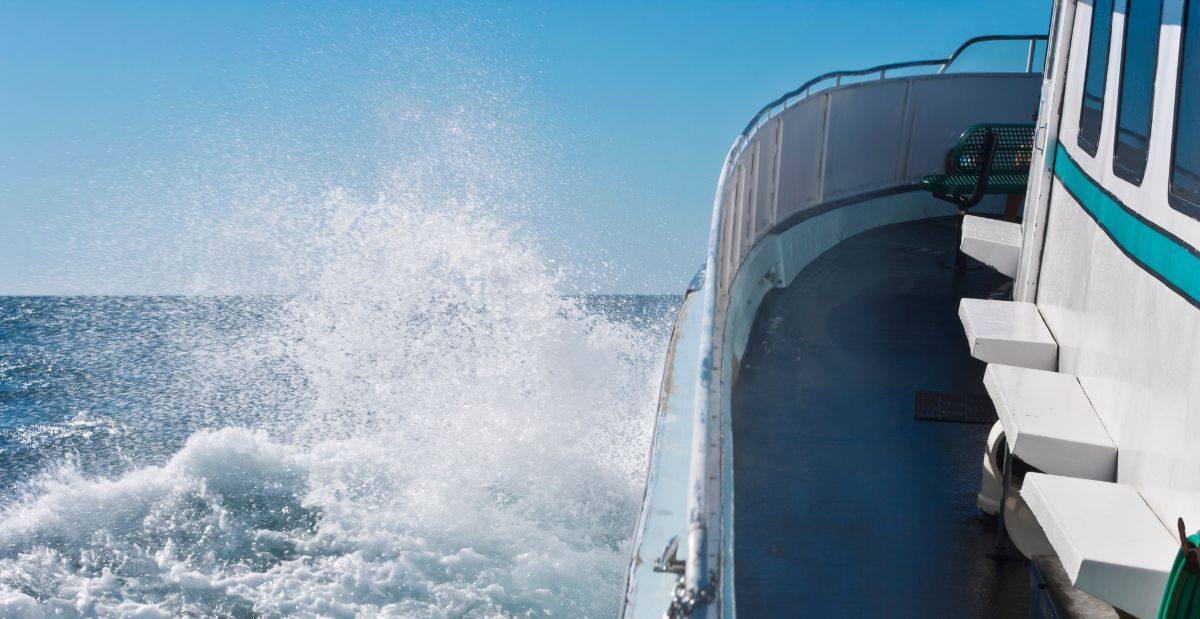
[731, 217, 1028, 617]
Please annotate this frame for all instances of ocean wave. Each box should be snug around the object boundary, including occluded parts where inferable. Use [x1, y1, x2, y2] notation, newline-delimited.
[0, 189, 671, 616]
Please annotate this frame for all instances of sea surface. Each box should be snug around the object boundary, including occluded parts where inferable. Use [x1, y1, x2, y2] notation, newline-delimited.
[0, 293, 678, 617]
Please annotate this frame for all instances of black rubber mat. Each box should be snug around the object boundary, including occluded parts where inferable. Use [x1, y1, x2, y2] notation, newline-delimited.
[914, 389, 998, 424]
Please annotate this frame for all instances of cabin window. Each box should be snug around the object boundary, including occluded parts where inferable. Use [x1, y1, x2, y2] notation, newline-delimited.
[1113, 0, 1163, 185]
[1079, 0, 1116, 156]
[1171, 0, 1200, 217]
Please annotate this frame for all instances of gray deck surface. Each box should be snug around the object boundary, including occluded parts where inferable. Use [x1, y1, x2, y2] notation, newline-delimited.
[731, 217, 1028, 617]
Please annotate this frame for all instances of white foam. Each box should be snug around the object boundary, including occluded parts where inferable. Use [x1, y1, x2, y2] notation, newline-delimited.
[1, 33, 671, 610]
[0, 190, 667, 616]
[0, 589, 42, 619]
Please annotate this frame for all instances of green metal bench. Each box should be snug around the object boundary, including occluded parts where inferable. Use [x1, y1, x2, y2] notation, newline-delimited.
[919, 123, 1035, 209]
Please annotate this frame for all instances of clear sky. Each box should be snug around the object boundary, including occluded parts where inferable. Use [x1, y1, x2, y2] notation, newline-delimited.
[0, 0, 1052, 295]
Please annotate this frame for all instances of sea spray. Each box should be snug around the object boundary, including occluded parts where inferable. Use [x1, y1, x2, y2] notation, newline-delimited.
[0, 192, 672, 617]
[0, 10, 676, 612]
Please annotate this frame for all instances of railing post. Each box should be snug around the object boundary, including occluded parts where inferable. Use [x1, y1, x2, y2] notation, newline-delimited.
[1026, 39, 1036, 73]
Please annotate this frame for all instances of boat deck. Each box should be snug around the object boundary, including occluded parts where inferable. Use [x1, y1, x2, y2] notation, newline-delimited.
[731, 217, 1028, 616]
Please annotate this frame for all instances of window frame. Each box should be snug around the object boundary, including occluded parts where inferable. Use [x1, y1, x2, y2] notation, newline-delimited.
[1078, 0, 1117, 157]
[1112, 0, 1165, 186]
[1170, 0, 1200, 219]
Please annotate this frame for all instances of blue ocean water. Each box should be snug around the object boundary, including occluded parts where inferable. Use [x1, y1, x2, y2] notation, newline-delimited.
[0, 293, 678, 617]
[0, 297, 298, 493]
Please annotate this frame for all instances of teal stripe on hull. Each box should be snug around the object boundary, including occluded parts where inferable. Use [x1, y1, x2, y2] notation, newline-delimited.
[1053, 142, 1200, 308]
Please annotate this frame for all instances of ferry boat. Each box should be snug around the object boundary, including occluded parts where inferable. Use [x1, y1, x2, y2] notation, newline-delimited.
[623, 1, 1200, 616]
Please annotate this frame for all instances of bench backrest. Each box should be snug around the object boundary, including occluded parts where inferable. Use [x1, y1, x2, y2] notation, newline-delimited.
[950, 123, 1035, 174]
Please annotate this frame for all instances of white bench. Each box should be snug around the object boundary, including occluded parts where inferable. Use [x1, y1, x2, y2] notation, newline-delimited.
[984, 364, 1116, 482]
[960, 215, 1022, 277]
[959, 298, 1058, 371]
[1023, 474, 1178, 619]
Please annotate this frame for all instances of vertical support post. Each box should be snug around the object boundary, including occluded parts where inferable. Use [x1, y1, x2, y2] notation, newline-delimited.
[955, 212, 967, 270]
[835, 75, 842, 86]
[1026, 39, 1036, 73]
[993, 440, 1014, 557]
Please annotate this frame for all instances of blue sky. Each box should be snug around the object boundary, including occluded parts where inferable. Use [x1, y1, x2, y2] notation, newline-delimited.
[1, 0, 1051, 294]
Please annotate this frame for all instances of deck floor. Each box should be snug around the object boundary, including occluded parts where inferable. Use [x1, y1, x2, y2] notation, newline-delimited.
[731, 217, 1028, 617]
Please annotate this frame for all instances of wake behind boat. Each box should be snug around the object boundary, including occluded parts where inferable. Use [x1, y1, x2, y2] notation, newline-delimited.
[624, 1, 1200, 616]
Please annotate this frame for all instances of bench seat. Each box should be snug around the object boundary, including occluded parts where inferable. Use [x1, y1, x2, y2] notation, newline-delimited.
[960, 215, 1022, 277]
[983, 364, 1116, 481]
[917, 123, 1035, 207]
[1023, 474, 1178, 618]
[919, 172, 1029, 195]
[958, 298, 1058, 371]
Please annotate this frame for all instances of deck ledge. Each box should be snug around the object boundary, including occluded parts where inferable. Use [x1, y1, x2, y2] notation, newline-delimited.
[960, 215, 1022, 277]
[1023, 474, 1177, 619]
[959, 298, 1058, 371]
[984, 364, 1116, 481]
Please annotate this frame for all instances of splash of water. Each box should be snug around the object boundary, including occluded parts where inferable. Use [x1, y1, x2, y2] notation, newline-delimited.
[0, 9, 677, 611]
[0, 138, 669, 618]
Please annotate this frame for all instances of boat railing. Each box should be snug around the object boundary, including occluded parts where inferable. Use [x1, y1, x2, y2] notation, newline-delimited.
[739, 34, 1048, 141]
[677, 33, 1047, 617]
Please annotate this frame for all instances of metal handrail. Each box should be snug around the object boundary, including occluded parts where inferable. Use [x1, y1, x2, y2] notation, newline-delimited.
[678, 32, 1048, 617]
[738, 34, 1048, 138]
